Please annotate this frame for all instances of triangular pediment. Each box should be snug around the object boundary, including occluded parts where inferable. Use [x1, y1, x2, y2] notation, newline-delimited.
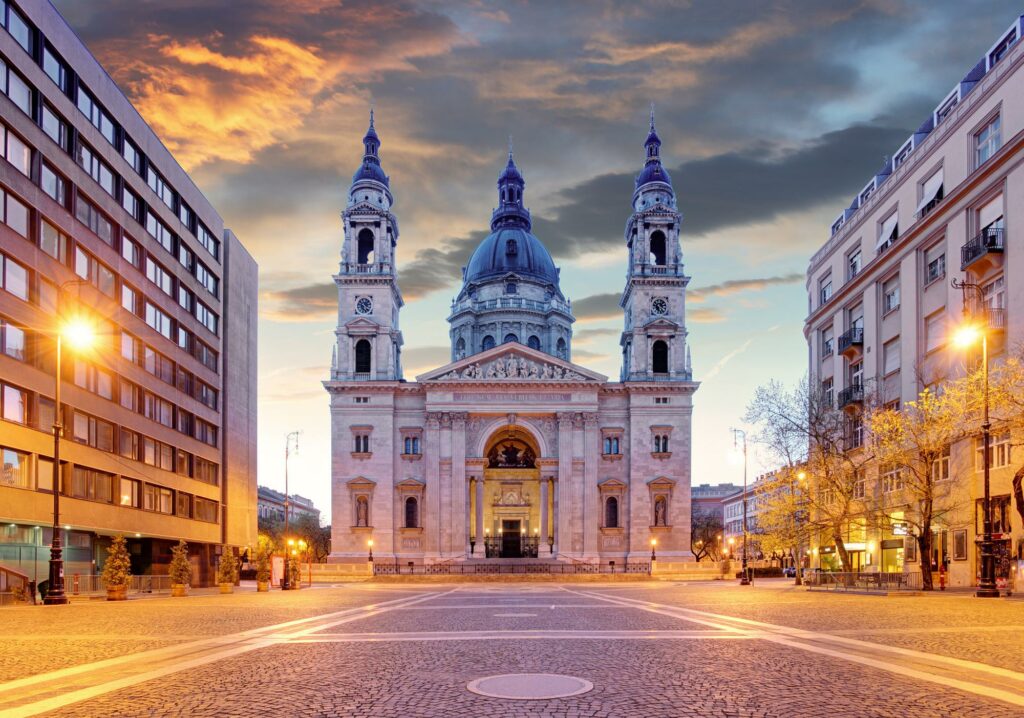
[344, 317, 380, 332]
[416, 343, 607, 383]
[642, 316, 680, 331]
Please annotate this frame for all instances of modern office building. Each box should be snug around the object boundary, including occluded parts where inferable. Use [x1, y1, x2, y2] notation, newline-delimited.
[804, 15, 1023, 587]
[0, 0, 257, 587]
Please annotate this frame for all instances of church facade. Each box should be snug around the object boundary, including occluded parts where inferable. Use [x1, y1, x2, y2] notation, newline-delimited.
[325, 112, 698, 564]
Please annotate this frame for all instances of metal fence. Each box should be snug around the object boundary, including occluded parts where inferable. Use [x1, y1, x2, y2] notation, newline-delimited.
[61, 574, 175, 596]
[804, 571, 922, 592]
[373, 561, 651, 576]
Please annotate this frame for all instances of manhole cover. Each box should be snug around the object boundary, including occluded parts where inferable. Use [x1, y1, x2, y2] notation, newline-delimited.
[493, 612, 537, 617]
[467, 673, 593, 700]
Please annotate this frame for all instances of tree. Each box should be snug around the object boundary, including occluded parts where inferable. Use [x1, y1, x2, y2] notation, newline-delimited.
[745, 377, 874, 571]
[168, 540, 192, 586]
[691, 507, 723, 562]
[979, 350, 1024, 529]
[869, 387, 970, 590]
[101, 535, 131, 588]
[217, 545, 238, 585]
[254, 535, 274, 584]
[261, 512, 331, 562]
[752, 466, 811, 575]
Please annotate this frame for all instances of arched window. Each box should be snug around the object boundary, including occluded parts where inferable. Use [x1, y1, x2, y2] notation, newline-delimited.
[455, 337, 465, 359]
[603, 437, 611, 454]
[503, 334, 518, 345]
[355, 339, 372, 374]
[481, 335, 495, 352]
[649, 230, 667, 266]
[527, 335, 540, 350]
[605, 497, 619, 528]
[556, 337, 567, 359]
[405, 497, 419, 529]
[506, 238, 517, 255]
[652, 340, 668, 374]
[357, 228, 375, 264]
[505, 281, 517, 294]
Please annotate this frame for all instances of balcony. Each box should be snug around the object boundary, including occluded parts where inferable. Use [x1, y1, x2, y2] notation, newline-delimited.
[986, 307, 1007, 332]
[837, 327, 864, 357]
[961, 228, 1004, 271]
[340, 262, 392, 275]
[838, 385, 864, 410]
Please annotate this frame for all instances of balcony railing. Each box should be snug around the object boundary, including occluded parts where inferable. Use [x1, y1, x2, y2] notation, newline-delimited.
[961, 227, 1004, 270]
[837, 327, 864, 354]
[838, 385, 864, 409]
[986, 307, 1007, 331]
[341, 262, 392, 275]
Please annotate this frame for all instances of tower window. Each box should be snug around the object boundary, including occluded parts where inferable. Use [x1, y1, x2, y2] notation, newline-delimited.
[355, 339, 372, 374]
[482, 335, 495, 352]
[353, 435, 370, 453]
[652, 340, 668, 374]
[506, 282, 517, 294]
[357, 228, 375, 264]
[506, 238, 517, 255]
[527, 335, 540, 350]
[556, 337, 567, 360]
[650, 230, 667, 266]
[605, 496, 619, 528]
[405, 497, 419, 529]
[455, 337, 466, 359]
[503, 334, 519, 345]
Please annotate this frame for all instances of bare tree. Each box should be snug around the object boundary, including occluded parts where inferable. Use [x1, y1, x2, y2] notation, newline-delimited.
[691, 507, 724, 562]
[869, 387, 970, 590]
[745, 377, 874, 571]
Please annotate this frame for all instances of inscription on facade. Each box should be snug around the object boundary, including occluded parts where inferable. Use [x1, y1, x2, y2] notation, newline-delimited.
[454, 393, 572, 402]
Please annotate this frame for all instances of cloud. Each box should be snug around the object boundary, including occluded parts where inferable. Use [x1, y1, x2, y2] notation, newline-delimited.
[704, 338, 755, 381]
[572, 293, 622, 322]
[262, 282, 335, 322]
[405, 345, 453, 375]
[689, 307, 728, 324]
[688, 274, 803, 304]
[574, 327, 620, 342]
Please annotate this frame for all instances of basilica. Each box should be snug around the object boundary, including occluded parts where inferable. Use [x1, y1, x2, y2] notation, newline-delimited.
[324, 112, 698, 565]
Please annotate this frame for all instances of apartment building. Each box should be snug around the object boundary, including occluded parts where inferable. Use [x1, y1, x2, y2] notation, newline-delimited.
[256, 487, 321, 525]
[804, 15, 1023, 587]
[0, 0, 257, 587]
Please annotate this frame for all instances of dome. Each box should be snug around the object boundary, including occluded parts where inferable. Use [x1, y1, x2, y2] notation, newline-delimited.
[635, 161, 672, 189]
[464, 227, 560, 286]
[352, 160, 389, 187]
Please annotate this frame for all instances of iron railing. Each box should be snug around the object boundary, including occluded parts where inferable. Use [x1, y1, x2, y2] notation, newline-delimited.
[804, 571, 922, 592]
[837, 327, 864, 354]
[961, 227, 1004, 269]
[483, 536, 541, 559]
[838, 385, 864, 408]
[373, 561, 651, 576]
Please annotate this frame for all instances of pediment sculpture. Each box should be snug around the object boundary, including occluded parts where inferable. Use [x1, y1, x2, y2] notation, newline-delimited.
[437, 354, 586, 381]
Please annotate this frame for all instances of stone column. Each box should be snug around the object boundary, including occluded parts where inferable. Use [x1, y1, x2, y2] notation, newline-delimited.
[556, 412, 574, 557]
[583, 412, 600, 558]
[473, 476, 485, 557]
[539, 477, 550, 557]
[450, 413, 467, 557]
[424, 412, 441, 558]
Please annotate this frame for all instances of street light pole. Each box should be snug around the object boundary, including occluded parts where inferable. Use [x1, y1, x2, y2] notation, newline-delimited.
[952, 279, 999, 598]
[45, 279, 93, 606]
[731, 428, 750, 586]
[281, 430, 301, 590]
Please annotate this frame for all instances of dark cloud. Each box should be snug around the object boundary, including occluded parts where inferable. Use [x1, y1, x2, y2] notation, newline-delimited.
[405, 345, 452, 374]
[263, 282, 335, 321]
[573, 293, 622, 322]
[574, 327, 620, 342]
[689, 274, 804, 304]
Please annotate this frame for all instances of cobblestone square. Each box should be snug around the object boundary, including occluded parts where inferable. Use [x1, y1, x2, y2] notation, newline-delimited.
[1, 579, 1023, 717]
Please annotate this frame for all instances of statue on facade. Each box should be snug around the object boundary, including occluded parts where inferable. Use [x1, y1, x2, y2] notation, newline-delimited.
[356, 497, 368, 527]
[654, 497, 667, 527]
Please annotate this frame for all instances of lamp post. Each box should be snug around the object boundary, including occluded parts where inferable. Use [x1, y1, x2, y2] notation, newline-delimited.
[45, 280, 95, 606]
[650, 538, 657, 562]
[952, 278, 999, 598]
[280, 430, 301, 590]
[367, 538, 374, 562]
[730, 428, 751, 586]
[794, 469, 807, 586]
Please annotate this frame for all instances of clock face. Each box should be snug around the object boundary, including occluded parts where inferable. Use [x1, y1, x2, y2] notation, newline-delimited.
[355, 297, 373, 315]
[652, 297, 669, 315]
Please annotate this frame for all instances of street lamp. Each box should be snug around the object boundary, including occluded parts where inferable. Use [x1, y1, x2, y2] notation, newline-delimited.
[45, 281, 96, 606]
[650, 538, 657, 562]
[280, 431, 301, 590]
[952, 278, 999, 598]
[730, 428, 751, 586]
[367, 538, 374, 562]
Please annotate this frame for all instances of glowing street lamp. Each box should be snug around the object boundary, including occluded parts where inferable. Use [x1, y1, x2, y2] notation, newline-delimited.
[367, 538, 374, 562]
[650, 538, 657, 562]
[45, 281, 97, 606]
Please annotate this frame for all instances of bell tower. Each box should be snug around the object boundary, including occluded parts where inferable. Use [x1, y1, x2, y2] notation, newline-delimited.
[332, 110, 404, 381]
[620, 108, 691, 381]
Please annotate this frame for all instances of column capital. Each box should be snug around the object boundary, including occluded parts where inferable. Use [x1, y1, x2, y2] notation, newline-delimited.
[583, 412, 600, 427]
[425, 411, 443, 428]
[450, 411, 469, 428]
[556, 411, 574, 427]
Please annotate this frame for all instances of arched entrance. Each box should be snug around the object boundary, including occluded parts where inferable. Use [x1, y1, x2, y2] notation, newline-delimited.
[473, 426, 549, 558]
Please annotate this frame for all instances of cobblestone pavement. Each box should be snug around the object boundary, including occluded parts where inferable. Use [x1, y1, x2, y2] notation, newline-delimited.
[0, 580, 1021, 717]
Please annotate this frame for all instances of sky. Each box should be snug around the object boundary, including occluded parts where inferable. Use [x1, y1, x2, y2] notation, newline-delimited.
[52, 0, 1024, 523]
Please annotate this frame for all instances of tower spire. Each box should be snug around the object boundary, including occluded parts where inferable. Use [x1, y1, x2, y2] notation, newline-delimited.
[508, 134, 513, 161]
[650, 102, 655, 131]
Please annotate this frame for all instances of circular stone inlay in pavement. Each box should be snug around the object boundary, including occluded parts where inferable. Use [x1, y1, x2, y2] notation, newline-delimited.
[493, 612, 537, 617]
[467, 674, 594, 700]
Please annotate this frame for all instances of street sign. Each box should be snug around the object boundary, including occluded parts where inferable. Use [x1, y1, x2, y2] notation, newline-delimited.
[892, 522, 909, 536]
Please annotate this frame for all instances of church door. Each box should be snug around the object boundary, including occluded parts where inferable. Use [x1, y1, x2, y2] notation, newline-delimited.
[501, 520, 522, 558]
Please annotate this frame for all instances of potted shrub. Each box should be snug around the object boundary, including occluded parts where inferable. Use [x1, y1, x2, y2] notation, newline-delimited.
[217, 545, 237, 594]
[102, 535, 131, 601]
[254, 536, 273, 592]
[168, 540, 191, 597]
[288, 555, 301, 590]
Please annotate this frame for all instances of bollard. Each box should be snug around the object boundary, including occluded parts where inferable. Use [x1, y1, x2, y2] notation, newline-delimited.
[72, 573, 80, 595]
[939, 563, 946, 591]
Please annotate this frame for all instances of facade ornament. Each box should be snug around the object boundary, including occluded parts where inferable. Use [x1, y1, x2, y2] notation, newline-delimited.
[435, 353, 587, 382]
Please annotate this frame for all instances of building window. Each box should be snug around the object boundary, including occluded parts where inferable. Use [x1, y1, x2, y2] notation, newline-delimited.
[652, 340, 668, 374]
[505, 281, 517, 294]
[194, 497, 217, 522]
[924, 244, 945, 285]
[603, 436, 620, 455]
[819, 275, 833, 305]
[506, 238, 517, 255]
[77, 86, 116, 146]
[42, 104, 68, 150]
[654, 397, 670, 405]
[853, 471, 866, 500]
[881, 464, 903, 493]
[357, 228, 374, 264]
[70, 467, 113, 503]
[503, 333, 518, 345]
[988, 28, 1018, 67]
[882, 276, 900, 314]
[917, 169, 944, 217]
[653, 434, 669, 453]
[353, 396, 369, 404]
[403, 436, 421, 455]
[975, 115, 1001, 167]
[0, 320, 25, 361]
[2, 123, 31, 177]
[481, 335, 495, 352]
[0, 383, 26, 424]
[5, 3, 33, 54]
[821, 377, 834, 407]
[1, 188, 29, 239]
[72, 412, 114, 452]
[527, 335, 540, 351]
[931, 446, 951, 482]
[354, 434, 370, 454]
[847, 249, 861, 280]
[604, 497, 619, 528]
[976, 432, 1011, 471]
[41, 163, 67, 207]
[649, 230, 667, 266]
[556, 337, 567, 360]
[882, 337, 900, 375]
[0, 447, 30, 489]
[404, 497, 419, 528]
[877, 211, 899, 253]
[1, 62, 32, 116]
[821, 326, 834, 357]
[176, 491, 192, 518]
[354, 339, 371, 374]
[77, 193, 113, 245]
